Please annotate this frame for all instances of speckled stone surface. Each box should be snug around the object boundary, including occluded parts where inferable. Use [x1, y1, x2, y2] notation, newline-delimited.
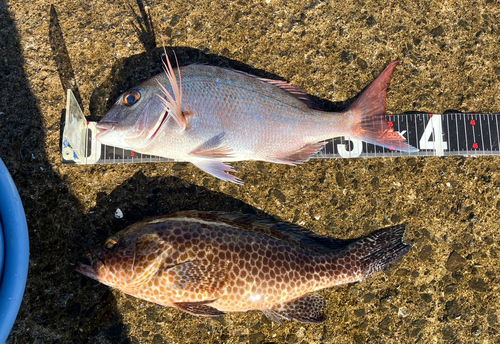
[0, 0, 498, 343]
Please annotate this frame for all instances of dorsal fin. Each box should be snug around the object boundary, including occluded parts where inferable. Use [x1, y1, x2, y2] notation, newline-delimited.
[231, 69, 322, 110]
[162, 211, 356, 254]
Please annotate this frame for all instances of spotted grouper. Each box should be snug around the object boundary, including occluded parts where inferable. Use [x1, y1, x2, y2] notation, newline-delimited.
[96, 55, 417, 184]
[76, 211, 410, 323]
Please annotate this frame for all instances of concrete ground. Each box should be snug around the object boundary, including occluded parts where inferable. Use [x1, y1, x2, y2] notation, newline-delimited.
[0, 0, 498, 343]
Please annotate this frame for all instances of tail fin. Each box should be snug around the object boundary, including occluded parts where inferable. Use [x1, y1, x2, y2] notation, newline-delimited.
[345, 224, 411, 280]
[346, 61, 418, 152]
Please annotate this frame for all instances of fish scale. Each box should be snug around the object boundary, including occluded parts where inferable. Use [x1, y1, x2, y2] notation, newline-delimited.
[179, 75, 324, 157]
[188, 79, 347, 159]
[76, 211, 410, 323]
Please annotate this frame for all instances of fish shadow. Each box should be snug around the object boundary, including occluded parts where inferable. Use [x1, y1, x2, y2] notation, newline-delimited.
[84, 171, 268, 241]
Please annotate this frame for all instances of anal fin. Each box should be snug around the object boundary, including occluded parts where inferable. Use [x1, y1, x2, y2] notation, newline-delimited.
[272, 142, 326, 165]
[264, 293, 327, 324]
[173, 300, 225, 317]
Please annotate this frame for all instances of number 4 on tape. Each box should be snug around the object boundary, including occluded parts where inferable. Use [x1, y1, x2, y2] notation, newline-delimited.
[419, 114, 448, 156]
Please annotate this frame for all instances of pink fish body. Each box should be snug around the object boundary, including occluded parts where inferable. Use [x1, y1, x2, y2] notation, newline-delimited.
[96, 57, 417, 184]
[76, 211, 410, 323]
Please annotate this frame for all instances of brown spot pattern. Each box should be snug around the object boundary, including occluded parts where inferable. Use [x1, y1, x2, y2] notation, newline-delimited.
[79, 211, 410, 323]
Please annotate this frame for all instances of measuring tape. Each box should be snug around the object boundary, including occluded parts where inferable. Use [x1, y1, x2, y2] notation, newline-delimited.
[61, 90, 500, 165]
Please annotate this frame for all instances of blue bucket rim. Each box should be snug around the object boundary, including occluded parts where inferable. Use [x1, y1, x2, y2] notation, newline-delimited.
[0, 220, 4, 286]
[0, 158, 29, 343]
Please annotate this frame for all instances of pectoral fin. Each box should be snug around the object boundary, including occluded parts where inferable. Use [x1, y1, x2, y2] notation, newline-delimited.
[165, 260, 228, 294]
[263, 293, 327, 324]
[173, 300, 225, 317]
[189, 133, 234, 158]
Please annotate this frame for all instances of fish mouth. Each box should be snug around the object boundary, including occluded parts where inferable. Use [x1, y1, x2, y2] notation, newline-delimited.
[96, 121, 117, 131]
[95, 121, 117, 141]
[75, 252, 99, 280]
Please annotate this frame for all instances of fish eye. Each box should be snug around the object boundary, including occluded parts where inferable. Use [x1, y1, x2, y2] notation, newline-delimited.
[123, 90, 141, 106]
[104, 236, 119, 250]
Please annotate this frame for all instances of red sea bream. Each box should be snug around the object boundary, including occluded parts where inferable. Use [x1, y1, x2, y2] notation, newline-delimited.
[96, 57, 417, 184]
[76, 211, 410, 323]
